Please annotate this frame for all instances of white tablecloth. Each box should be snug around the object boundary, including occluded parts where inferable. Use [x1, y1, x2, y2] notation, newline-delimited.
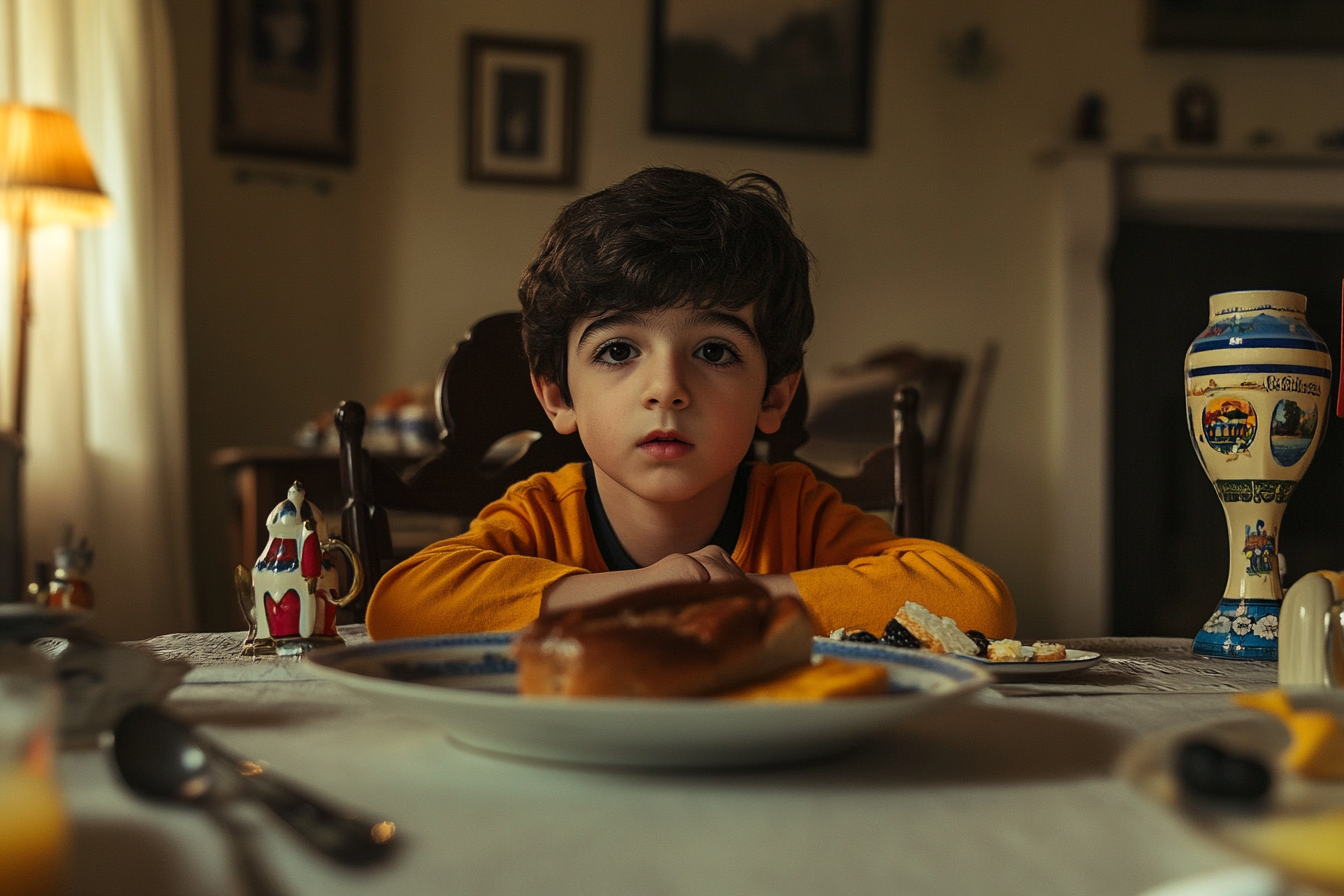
[57, 632, 1289, 896]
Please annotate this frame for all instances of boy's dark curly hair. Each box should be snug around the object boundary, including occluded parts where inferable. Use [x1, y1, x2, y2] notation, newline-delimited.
[518, 167, 814, 405]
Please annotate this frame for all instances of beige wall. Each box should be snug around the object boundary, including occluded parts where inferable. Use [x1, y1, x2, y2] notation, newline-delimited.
[166, 0, 1344, 635]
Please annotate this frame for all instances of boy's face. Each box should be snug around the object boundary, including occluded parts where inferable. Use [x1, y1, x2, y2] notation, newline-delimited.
[532, 304, 798, 506]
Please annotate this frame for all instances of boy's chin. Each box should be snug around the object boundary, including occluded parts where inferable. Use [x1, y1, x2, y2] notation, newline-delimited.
[602, 464, 739, 506]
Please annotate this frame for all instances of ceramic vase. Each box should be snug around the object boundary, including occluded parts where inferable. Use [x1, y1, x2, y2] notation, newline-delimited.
[1185, 290, 1332, 660]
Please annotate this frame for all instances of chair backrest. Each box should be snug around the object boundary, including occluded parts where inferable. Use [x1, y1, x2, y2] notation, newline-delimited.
[778, 341, 999, 548]
[758, 375, 928, 538]
[335, 312, 588, 613]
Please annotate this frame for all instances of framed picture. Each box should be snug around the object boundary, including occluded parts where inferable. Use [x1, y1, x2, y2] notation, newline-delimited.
[466, 35, 581, 186]
[1147, 0, 1344, 53]
[215, 0, 356, 165]
[649, 0, 874, 148]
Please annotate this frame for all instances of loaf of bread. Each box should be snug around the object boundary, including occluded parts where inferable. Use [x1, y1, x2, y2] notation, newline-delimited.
[513, 580, 815, 697]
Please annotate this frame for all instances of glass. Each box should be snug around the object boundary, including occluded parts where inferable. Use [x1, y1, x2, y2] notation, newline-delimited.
[0, 644, 66, 896]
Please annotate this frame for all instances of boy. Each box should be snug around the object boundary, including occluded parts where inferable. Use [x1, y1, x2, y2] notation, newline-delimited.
[365, 168, 1014, 639]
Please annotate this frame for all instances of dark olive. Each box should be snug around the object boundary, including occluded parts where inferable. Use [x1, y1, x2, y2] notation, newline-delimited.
[1177, 740, 1271, 803]
[881, 618, 921, 649]
[965, 630, 991, 656]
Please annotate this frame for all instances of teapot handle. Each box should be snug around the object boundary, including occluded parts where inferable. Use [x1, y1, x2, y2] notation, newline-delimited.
[1328, 599, 1344, 688]
[321, 537, 364, 608]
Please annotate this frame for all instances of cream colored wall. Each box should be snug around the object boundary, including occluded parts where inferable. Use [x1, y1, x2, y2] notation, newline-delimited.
[166, 0, 1344, 635]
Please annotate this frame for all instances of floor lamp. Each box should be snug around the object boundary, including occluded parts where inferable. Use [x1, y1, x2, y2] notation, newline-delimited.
[0, 104, 111, 602]
[0, 102, 112, 436]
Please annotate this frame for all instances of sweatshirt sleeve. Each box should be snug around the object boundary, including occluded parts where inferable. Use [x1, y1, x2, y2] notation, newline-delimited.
[363, 480, 589, 639]
[781, 470, 1016, 639]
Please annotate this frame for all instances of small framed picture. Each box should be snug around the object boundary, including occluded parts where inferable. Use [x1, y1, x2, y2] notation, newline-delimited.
[215, 0, 356, 165]
[466, 35, 581, 186]
[649, 0, 874, 148]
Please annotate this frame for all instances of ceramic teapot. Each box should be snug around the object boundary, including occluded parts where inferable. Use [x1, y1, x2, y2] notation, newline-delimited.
[237, 482, 362, 657]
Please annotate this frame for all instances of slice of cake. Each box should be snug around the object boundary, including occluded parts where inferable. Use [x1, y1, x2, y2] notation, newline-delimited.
[1030, 641, 1067, 662]
[893, 602, 980, 656]
[986, 639, 1025, 662]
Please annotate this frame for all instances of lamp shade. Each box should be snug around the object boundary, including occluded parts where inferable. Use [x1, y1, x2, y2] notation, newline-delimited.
[0, 103, 111, 227]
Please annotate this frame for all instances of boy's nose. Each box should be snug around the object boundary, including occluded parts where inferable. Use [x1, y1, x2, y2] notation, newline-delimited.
[642, 356, 689, 409]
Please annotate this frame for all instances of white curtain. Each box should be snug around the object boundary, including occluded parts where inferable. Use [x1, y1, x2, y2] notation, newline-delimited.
[0, 0, 192, 639]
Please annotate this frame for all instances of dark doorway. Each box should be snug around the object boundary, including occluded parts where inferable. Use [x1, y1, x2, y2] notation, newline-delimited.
[1109, 221, 1344, 636]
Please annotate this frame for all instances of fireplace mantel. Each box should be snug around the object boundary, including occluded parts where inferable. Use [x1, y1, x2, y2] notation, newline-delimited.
[1048, 150, 1344, 636]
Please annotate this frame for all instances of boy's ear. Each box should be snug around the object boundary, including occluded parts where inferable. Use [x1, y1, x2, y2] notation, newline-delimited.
[756, 370, 802, 435]
[531, 373, 579, 435]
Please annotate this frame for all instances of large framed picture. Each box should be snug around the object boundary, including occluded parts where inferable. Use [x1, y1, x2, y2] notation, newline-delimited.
[649, 0, 874, 148]
[1147, 0, 1344, 53]
[466, 35, 581, 186]
[215, 0, 356, 165]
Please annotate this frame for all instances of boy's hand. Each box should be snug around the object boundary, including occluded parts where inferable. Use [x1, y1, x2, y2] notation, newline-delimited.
[540, 547, 747, 614]
[683, 545, 747, 583]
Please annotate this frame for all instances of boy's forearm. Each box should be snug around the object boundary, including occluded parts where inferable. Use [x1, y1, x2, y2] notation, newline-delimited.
[748, 573, 802, 600]
[541, 554, 711, 614]
[540, 551, 788, 615]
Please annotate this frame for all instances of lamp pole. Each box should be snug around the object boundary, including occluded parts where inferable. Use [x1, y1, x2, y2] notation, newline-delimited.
[10, 199, 30, 436]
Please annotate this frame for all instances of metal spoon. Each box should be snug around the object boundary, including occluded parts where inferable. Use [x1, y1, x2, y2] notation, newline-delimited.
[112, 705, 397, 868]
[112, 705, 283, 896]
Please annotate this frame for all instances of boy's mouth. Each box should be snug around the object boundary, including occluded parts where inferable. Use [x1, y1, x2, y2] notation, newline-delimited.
[638, 431, 693, 460]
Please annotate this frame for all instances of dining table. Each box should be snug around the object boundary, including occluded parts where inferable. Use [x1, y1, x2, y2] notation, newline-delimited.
[50, 629, 1303, 896]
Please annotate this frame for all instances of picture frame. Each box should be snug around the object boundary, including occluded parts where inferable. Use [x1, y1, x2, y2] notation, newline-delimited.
[215, 0, 356, 166]
[466, 35, 581, 186]
[649, 0, 874, 148]
[1146, 0, 1344, 53]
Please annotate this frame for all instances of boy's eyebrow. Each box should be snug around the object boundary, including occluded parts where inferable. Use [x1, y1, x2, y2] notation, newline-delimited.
[575, 310, 642, 348]
[574, 308, 760, 349]
[689, 309, 760, 344]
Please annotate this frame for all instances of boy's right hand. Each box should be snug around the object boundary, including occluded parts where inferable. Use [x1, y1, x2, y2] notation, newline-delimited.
[679, 545, 748, 583]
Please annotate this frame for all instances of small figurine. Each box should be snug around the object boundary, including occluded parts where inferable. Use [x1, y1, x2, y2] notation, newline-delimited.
[241, 481, 362, 657]
[48, 527, 94, 610]
[1174, 80, 1218, 145]
[1073, 92, 1106, 143]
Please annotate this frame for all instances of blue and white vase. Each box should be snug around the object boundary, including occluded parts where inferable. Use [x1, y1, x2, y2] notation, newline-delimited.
[1184, 290, 1332, 660]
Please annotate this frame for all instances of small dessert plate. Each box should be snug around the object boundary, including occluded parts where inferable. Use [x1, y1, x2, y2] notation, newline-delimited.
[0, 604, 89, 643]
[819, 638, 1104, 679]
[953, 646, 1104, 678]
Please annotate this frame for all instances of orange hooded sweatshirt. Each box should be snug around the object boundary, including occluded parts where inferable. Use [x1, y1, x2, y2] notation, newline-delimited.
[365, 461, 1015, 640]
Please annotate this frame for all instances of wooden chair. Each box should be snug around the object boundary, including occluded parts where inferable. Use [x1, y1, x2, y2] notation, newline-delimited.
[758, 375, 929, 539]
[780, 342, 999, 548]
[334, 313, 588, 617]
[334, 311, 935, 616]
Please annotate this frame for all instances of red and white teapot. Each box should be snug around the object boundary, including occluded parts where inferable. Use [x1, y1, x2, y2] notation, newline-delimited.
[237, 481, 362, 657]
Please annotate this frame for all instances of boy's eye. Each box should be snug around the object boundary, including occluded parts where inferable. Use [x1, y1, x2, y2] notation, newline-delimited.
[595, 340, 637, 364]
[694, 342, 739, 365]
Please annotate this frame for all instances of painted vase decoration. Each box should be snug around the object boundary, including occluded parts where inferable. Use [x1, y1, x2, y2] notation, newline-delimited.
[237, 481, 362, 657]
[1185, 290, 1332, 660]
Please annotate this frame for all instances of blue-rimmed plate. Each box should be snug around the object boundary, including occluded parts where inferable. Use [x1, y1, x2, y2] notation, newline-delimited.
[305, 632, 989, 769]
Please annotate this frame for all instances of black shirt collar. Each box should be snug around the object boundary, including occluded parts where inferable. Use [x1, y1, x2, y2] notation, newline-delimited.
[583, 462, 752, 571]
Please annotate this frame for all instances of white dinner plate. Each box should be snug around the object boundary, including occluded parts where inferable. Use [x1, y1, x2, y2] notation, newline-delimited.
[819, 638, 1103, 679]
[305, 632, 989, 769]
